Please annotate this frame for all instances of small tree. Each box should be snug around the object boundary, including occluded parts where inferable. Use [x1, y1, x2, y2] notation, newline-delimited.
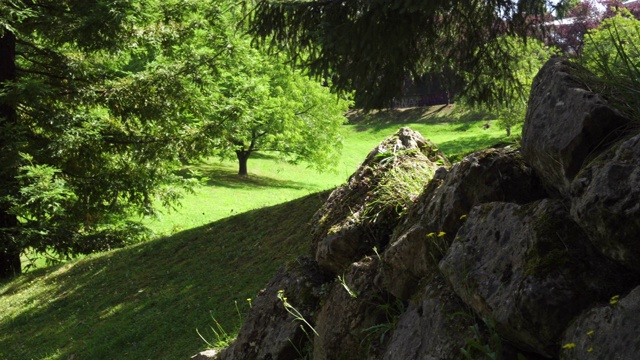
[213, 46, 350, 176]
[458, 36, 556, 136]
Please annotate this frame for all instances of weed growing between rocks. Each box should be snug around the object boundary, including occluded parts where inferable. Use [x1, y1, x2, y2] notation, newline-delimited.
[582, 10, 640, 128]
[197, 301, 247, 350]
[277, 289, 319, 337]
[277, 289, 318, 359]
[361, 296, 406, 352]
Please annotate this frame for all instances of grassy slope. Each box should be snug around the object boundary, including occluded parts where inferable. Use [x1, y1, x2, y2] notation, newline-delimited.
[1, 106, 515, 359]
[1, 192, 328, 360]
[142, 105, 511, 236]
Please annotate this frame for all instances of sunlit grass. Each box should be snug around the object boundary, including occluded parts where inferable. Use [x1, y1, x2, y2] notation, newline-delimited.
[141, 105, 511, 236]
[1, 192, 328, 360]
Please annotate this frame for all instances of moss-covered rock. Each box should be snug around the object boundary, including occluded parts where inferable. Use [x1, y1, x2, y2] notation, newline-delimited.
[381, 147, 547, 299]
[571, 132, 640, 272]
[311, 127, 445, 274]
[439, 200, 632, 357]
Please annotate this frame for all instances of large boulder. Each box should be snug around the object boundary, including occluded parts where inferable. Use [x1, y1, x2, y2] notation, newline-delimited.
[382, 274, 475, 360]
[219, 257, 330, 360]
[381, 147, 547, 299]
[561, 286, 640, 360]
[522, 57, 631, 197]
[571, 132, 640, 272]
[311, 127, 447, 274]
[439, 199, 632, 357]
[313, 257, 399, 360]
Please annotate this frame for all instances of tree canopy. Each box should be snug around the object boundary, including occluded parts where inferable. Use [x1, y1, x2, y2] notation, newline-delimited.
[580, 7, 640, 120]
[0, 0, 222, 277]
[458, 35, 556, 136]
[249, 0, 552, 110]
[206, 8, 350, 176]
[213, 49, 349, 175]
[0, 0, 349, 277]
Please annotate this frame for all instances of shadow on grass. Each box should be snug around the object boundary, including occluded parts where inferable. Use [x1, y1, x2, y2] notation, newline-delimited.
[0, 191, 330, 360]
[438, 133, 515, 161]
[348, 105, 494, 133]
[179, 161, 314, 190]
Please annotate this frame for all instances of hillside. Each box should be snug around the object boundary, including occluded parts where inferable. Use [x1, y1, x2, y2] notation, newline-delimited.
[0, 105, 513, 360]
[0, 191, 328, 360]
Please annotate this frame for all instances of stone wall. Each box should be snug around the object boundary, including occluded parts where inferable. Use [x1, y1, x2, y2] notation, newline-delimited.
[198, 57, 640, 360]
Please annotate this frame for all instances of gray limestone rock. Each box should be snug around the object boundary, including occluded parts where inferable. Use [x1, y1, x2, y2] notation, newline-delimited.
[381, 147, 546, 299]
[560, 286, 640, 360]
[522, 57, 631, 197]
[382, 274, 474, 360]
[439, 199, 630, 357]
[313, 257, 397, 360]
[571, 132, 640, 272]
[219, 257, 330, 360]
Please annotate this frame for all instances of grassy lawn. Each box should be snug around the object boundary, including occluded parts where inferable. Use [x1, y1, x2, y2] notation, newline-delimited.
[1, 106, 516, 359]
[1, 192, 328, 360]
[141, 105, 513, 236]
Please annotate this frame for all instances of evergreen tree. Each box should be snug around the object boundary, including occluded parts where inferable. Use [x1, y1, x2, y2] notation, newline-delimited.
[0, 0, 230, 277]
[249, 0, 550, 110]
[0, 0, 351, 278]
[458, 36, 556, 136]
[2, 0, 152, 277]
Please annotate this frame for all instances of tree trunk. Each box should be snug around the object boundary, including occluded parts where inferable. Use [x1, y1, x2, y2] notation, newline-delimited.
[0, 210, 21, 279]
[506, 126, 512, 137]
[236, 150, 251, 176]
[0, 28, 22, 279]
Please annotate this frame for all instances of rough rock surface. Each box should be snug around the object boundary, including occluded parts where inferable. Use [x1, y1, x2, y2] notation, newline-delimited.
[561, 286, 640, 360]
[311, 127, 447, 274]
[219, 257, 330, 360]
[381, 148, 547, 299]
[439, 199, 632, 357]
[382, 274, 474, 360]
[313, 257, 394, 360]
[522, 57, 631, 197]
[571, 132, 640, 272]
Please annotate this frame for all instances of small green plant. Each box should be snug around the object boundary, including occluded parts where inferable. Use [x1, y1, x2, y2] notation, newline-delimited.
[460, 317, 506, 360]
[277, 289, 317, 359]
[361, 297, 406, 354]
[427, 231, 450, 263]
[338, 274, 359, 299]
[277, 289, 319, 337]
[196, 312, 236, 349]
[196, 299, 249, 349]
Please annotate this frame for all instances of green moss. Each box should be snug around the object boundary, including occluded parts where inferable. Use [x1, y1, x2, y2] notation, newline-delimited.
[523, 205, 576, 278]
[524, 248, 569, 278]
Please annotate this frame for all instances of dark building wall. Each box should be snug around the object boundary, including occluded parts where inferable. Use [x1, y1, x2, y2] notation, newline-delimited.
[392, 72, 456, 108]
